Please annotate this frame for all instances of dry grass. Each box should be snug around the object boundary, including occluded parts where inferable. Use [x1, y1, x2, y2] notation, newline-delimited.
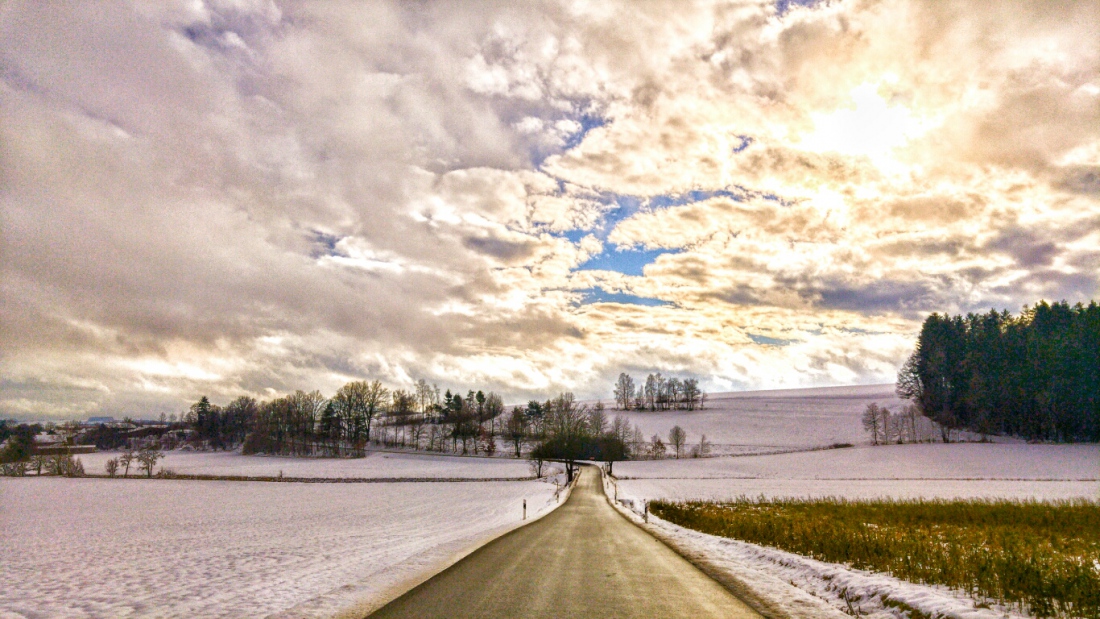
[651, 497, 1100, 618]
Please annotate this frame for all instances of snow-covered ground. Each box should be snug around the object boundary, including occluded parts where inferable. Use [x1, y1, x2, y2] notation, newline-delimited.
[610, 384, 910, 453]
[0, 475, 565, 619]
[616, 443, 1100, 501]
[604, 389, 1099, 618]
[606, 475, 1032, 619]
[77, 449, 535, 479]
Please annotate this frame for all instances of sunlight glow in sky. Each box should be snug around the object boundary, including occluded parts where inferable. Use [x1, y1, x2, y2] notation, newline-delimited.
[799, 82, 938, 164]
[2, 0, 1099, 419]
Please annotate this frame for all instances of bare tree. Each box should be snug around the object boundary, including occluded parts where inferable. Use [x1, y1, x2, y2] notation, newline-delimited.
[286, 390, 326, 455]
[30, 454, 46, 475]
[484, 392, 504, 437]
[588, 404, 608, 436]
[644, 374, 658, 410]
[668, 425, 687, 458]
[137, 447, 163, 478]
[105, 458, 119, 477]
[119, 449, 135, 477]
[902, 403, 921, 443]
[390, 389, 416, 446]
[506, 407, 527, 457]
[334, 380, 389, 452]
[613, 373, 635, 410]
[862, 403, 884, 445]
[682, 378, 701, 411]
[414, 379, 436, 415]
[888, 413, 907, 444]
[649, 434, 666, 459]
[691, 433, 711, 457]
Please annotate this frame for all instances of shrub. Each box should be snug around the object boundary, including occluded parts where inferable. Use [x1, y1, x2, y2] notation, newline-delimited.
[44, 453, 84, 477]
[0, 461, 27, 476]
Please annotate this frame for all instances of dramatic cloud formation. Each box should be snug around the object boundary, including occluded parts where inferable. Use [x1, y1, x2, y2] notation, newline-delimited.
[2, 0, 1098, 419]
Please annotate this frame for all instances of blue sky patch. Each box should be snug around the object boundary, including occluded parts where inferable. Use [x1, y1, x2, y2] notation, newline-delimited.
[648, 188, 745, 210]
[309, 230, 345, 259]
[776, 0, 825, 17]
[563, 114, 609, 151]
[577, 247, 674, 276]
[577, 288, 669, 307]
[748, 333, 796, 346]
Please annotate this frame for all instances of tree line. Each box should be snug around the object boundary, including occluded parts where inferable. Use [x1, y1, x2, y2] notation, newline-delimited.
[897, 300, 1100, 442]
[861, 402, 944, 445]
[612, 373, 706, 411]
[185, 383, 721, 482]
[182, 381, 682, 478]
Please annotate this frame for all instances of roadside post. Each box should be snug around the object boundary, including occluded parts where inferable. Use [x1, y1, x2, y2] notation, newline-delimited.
[523, 499, 526, 520]
[644, 501, 648, 523]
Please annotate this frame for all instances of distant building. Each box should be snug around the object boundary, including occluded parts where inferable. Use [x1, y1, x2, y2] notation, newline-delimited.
[32, 433, 95, 455]
[87, 416, 116, 424]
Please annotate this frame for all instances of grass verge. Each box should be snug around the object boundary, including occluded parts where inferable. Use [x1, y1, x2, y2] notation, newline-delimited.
[650, 497, 1100, 618]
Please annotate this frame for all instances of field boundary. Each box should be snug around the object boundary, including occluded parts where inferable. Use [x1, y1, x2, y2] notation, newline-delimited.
[47, 473, 539, 483]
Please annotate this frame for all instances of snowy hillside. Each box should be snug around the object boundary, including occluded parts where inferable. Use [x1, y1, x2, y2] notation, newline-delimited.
[608, 384, 908, 452]
[615, 443, 1100, 501]
[1, 476, 563, 619]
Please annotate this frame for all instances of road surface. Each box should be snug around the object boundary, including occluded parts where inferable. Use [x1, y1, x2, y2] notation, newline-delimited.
[367, 467, 762, 618]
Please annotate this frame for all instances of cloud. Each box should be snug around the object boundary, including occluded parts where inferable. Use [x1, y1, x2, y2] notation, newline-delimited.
[2, 0, 1099, 419]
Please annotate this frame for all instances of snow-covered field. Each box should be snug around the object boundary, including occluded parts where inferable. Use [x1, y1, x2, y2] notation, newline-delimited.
[611, 384, 909, 453]
[77, 449, 534, 479]
[616, 443, 1100, 501]
[604, 470, 1091, 619]
[604, 388, 1099, 618]
[0, 475, 563, 619]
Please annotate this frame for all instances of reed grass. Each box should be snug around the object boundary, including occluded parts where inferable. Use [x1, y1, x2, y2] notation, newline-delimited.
[651, 497, 1100, 618]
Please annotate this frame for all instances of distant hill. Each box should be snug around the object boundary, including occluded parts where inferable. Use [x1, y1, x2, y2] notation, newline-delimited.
[605, 384, 907, 453]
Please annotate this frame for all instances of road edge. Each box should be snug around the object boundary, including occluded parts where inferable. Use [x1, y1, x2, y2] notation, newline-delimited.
[598, 468, 842, 619]
[335, 473, 578, 619]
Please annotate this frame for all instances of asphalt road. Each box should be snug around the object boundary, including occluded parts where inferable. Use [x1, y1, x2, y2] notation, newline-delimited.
[367, 467, 762, 619]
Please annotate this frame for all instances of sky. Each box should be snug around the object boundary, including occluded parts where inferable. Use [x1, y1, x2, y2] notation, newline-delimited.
[2, 0, 1099, 420]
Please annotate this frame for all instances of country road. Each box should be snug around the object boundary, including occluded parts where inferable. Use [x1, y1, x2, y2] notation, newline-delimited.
[367, 467, 762, 619]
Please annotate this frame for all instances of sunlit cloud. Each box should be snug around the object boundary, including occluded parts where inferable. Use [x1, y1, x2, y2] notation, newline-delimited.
[797, 80, 941, 168]
[2, 0, 1098, 419]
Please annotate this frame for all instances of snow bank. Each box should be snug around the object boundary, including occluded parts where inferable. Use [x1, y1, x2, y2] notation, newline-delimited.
[603, 474, 1032, 619]
[0, 476, 564, 619]
[78, 449, 535, 480]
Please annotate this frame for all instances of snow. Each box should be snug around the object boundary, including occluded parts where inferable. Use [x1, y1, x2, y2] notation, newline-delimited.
[78, 449, 536, 480]
[616, 443, 1100, 501]
[0, 476, 565, 619]
[611, 384, 911, 453]
[603, 387, 1098, 618]
[604, 474, 1034, 619]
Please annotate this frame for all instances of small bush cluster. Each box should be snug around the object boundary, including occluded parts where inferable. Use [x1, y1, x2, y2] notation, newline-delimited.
[652, 497, 1100, 618]
[1, 461, 28, 476]
[44, 453, 85, 477]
